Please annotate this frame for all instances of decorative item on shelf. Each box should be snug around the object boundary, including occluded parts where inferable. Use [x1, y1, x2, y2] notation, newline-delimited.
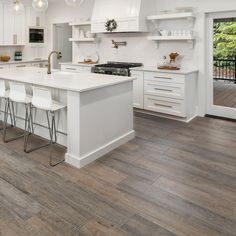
[85, 30, 95, 38]
[12, 0, 24, 15]
[111, 40, 127, 49]
[105, 19, 118, 32]
[175, 7, 193, 13]
[14, 51, 22, 61]
[32, 0, 48, 12]
[78, 52, 99, 64]
[158, 52, 181, 70]
[159, 29, 170, 36]
[65, 0, 84, 7]
[0, 56, 11, 62]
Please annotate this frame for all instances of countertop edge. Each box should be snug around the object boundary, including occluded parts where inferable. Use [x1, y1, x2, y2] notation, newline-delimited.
[130, 67, 199, 75]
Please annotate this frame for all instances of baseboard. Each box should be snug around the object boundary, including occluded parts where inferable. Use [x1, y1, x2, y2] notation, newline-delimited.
[65, 130, 135, 169]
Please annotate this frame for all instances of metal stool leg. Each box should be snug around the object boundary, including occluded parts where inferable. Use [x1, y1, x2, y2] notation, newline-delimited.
[49, 111, 64, 167]
[4, 102, 30, 143]
[24, 109, 64, 167]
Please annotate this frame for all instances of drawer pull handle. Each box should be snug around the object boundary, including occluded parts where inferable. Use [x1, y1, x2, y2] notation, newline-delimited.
[154, 88, 173, 92]
[16, 65, 26, 67]
[154, 76, 172, 80]
[154, 103, 173, 108]
[66, 68, 76, 70]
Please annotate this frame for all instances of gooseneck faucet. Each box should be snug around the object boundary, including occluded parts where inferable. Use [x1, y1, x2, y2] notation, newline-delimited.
[47, 51, 62, 74]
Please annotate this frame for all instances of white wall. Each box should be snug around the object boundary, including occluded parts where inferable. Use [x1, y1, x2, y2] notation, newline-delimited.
[46, 0, 236, 116]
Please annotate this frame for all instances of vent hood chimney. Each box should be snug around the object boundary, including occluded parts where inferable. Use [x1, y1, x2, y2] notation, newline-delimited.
[91, 0, 156, 33]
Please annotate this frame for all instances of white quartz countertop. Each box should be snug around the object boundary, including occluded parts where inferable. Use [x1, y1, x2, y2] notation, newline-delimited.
[60, 62, 98, 67]
[0, 67, 135, 92]
[131, 66, 198, 75]
[0, 58, 47, 65]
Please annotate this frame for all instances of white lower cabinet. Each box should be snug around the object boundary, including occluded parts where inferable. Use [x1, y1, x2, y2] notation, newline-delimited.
[131, 71, 144, 109]
[0, 65, 9, 70]
[144, 95, 186, 117]
[131, 69, 198, 122]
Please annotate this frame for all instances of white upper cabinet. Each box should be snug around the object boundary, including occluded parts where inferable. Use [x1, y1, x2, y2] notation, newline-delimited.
[27, 7, 46, 27]
[3, 4, 25, 45]
[0, 3, 3, 45]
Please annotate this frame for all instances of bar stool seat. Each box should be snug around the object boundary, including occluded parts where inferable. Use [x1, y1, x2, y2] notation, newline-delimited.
[24, 86, 66, 167]
[3, 82, 33, 143]
[0, 90, 9, 98]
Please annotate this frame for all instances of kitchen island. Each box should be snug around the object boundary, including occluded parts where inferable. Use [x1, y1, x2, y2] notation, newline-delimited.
[0, 67, 135, 168]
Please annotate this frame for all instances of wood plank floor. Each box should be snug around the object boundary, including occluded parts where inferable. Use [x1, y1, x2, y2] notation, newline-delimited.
[214, 80, 236, 108]
[0, 113, 236, 236]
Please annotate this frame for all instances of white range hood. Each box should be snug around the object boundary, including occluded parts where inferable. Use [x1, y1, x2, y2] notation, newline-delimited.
[91, 0, 156, 33]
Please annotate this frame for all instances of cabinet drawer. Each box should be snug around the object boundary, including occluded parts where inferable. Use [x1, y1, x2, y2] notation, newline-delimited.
[0, 65, 9, 69]
[61, 65, 83, 73]
[144, 72, 185, 84]
[11, 63, 28, 68]
[144, 80, 184, 99]
[144, 95, 186, 117]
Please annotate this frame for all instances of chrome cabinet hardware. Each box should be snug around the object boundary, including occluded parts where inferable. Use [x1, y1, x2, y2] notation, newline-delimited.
[153, 88, 173, 92]
[13, 34, 17, 44]
[16, 65, 26, 67]
[154, 76, 172, 80]
[66, 67, 76, 70]
[36, 16, 40, 27]
[154, 103, 173, 108]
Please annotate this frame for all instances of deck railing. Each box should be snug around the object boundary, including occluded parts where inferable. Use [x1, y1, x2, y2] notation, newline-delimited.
[213, 57, 236, 83]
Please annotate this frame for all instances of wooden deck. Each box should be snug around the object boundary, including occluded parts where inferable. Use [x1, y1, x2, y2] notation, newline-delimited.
[214, 80, 236, 108]
[0, 114, 236, 236]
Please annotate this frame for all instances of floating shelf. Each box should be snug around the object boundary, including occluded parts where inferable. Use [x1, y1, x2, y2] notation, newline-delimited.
[147, 35, 195, 49]
[69, 21, 91, 26]
[69, 38, 95, 42]
[147, 12, 195, 21]
[147, 35, 194, 41]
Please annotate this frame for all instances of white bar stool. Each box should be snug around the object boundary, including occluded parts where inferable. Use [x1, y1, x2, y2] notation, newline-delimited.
[0, 79, 14, 129]
[3, 82, 33, 143]
[24, 86, 66, 167]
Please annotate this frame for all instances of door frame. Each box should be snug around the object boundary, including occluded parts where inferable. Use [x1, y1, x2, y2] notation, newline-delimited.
[206, 11, 236, 119]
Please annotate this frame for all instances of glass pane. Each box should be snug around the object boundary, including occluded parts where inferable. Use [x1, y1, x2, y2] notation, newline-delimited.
[213, 18, 236, 108]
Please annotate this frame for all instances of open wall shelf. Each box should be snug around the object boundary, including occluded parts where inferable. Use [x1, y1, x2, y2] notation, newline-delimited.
[147, 12, 195, 21]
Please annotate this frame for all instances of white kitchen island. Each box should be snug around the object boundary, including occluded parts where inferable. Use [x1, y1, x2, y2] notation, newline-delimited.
[0, 67, 135, 168]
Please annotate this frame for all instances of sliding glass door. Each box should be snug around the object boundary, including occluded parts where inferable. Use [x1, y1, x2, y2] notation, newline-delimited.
[206, 11, 236, 119]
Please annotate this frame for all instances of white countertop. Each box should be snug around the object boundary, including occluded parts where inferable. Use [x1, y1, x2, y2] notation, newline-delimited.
[0, 58, 47, 65]
[131, 66, 198, 75]
[0, 67, 135, 92]
[60, 62, 98, 67]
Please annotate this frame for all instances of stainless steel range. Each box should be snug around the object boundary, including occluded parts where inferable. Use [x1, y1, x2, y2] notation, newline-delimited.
[91, 61, 143, 77]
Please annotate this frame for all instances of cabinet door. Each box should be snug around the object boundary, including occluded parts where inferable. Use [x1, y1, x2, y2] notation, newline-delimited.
[0, 4, 3, 45]
[14, 13, 25, 45]
[131, 71, 144, 109]
[29, 10, 46, 27]
[3, 4, 14, 45]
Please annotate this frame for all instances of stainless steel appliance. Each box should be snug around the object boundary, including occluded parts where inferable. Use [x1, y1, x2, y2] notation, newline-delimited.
[29, 28, 44, 43]
[91, 61, 142, 76]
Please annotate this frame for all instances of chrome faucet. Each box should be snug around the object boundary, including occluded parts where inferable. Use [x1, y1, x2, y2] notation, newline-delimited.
[47, 51, 62, 74]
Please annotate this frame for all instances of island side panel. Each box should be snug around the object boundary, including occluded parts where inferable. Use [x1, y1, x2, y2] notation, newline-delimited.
[66, 81, 135, 168]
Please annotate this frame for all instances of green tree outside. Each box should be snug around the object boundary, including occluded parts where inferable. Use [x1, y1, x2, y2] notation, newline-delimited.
[214, 21, 236, 59]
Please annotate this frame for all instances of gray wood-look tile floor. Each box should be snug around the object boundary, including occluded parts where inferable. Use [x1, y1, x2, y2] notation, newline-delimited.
[0, 113, 236, 236]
